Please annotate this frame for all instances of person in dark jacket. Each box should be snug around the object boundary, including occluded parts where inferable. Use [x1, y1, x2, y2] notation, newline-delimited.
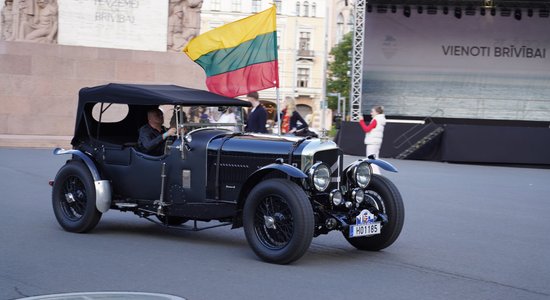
[138, 108, 176, 156]
[281, 96, 308, 134]
[244, 91, 268, 133]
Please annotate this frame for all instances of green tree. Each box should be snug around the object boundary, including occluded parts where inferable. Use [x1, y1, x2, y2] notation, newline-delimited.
[327, 32, 353, 113]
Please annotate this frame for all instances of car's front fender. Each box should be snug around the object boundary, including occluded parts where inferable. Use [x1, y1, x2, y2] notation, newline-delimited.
[254, 162, 308, 179]
[232, 162, 307, 228]
[366, 158, 398, 173]
[53, 148, 111, 213]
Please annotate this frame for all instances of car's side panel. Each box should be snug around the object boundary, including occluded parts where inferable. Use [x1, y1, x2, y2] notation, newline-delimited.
[207, 135, 300, 202]
[99, 148, 168, 200]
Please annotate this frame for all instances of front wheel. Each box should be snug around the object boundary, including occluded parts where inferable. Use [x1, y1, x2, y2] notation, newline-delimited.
[52, 161, 102, 233]
[243, 178, 314, 264]
[343, 174, 404, 251]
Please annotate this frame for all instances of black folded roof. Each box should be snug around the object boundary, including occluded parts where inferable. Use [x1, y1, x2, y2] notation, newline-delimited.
[78, 83, 252, 107]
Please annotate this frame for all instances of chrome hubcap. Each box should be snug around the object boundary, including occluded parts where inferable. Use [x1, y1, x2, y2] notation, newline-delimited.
[264, 216, 276, 229]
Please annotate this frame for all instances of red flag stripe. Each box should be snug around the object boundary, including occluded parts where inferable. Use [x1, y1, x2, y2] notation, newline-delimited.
[205, 61, 278, 98]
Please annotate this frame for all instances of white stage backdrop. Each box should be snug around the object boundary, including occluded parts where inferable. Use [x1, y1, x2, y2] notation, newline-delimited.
[58, 0, 168, 52]
[363, 9, 550, 121]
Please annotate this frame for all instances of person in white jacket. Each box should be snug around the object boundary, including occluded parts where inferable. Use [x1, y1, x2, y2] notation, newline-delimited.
[359, 106, 386, 174]
[217, 107, 238, 132]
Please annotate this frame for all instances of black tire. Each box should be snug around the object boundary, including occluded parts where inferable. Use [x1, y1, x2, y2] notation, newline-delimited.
[343, 174, 404, 251]
[156, 215, 188, 226]
[52, 161, 102, 233]
[243, 178, 314, 264]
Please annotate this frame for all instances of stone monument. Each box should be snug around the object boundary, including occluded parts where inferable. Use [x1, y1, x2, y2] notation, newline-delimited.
[1, 0, 58, 43]
[1, 0, 14, 40]
[2, 0, 203, 49]
[167, 0, 202, 52]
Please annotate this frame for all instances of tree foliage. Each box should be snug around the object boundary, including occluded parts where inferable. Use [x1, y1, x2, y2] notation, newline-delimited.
[327, 32, 353, 112]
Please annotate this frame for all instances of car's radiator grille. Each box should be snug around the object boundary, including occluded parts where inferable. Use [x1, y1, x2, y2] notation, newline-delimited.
[313, 148, 344, 189]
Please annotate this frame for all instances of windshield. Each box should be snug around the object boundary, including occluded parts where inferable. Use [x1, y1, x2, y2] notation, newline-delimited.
[167, 105, 245, 134]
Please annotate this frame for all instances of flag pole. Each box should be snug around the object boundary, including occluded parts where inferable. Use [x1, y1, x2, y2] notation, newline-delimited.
[272, 4, 281, 136]
[276, 87, 281, 136]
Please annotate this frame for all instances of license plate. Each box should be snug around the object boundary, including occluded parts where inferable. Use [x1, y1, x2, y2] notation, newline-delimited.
[349, 222, 381, 238]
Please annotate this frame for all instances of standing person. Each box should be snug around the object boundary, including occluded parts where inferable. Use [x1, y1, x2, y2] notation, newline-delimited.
[217, 107, 238, 131]
[244, 91, 268, 133]
[359, 106, 386, 174]
[281, 96, 308, 135]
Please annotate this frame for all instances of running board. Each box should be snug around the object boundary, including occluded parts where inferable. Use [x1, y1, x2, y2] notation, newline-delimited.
[144, 216, 232, 232]
[115, 203, 138, 208]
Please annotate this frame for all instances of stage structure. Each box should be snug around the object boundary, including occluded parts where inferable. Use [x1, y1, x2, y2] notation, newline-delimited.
[340, 0, 550, 165]
[349, 0, 367, 121]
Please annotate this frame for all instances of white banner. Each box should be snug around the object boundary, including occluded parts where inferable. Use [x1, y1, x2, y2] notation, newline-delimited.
[363, 9, 550, 121]
[58, 0, 168, 52]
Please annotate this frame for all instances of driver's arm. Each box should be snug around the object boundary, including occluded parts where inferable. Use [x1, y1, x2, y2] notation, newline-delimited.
[138, 127, 165, 153]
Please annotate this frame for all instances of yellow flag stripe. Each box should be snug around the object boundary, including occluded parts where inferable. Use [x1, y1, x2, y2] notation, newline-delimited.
[184, 6, 276, 61]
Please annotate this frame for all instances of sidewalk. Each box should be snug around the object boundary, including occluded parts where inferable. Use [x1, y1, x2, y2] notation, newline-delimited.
[0, 134, 72, 149]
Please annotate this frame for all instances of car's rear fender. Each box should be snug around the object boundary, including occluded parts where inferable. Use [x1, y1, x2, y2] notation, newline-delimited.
[232, 163, 308, 228]
[53, 148, 112, 213]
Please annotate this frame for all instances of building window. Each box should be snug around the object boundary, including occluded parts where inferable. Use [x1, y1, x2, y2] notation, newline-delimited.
[252, 0, 261, 13]
[299, 31, 311, 51]
[297, 68, 310, 88]
[312, 2, 316, 17]
[296, 2, 300, 16]
[303, 1, 309, 17]
[232, 0, 241, 12]
[211, 0, 221, 11]
[275, 0, 282, 14]
[336, 13, 344, 43]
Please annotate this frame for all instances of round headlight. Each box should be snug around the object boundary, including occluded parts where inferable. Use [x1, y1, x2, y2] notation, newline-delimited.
[354, 162, 372, 188]
[352, 188, 365, 204]
[309, 162, 331, 192]
[330, 189, 343, 206]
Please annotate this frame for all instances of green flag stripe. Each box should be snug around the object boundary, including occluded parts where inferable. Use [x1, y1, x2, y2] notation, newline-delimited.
[195, 32, 276, 77]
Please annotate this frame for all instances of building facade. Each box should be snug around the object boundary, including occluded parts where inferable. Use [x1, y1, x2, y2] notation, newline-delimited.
[328, 0, 355, 48]
[199, 0, 329, 130]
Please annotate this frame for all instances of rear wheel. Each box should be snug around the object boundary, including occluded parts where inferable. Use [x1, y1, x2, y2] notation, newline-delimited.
[343, 174, 404, 251]
[243, 178, 314, 264]
[52, 161, 102, 233]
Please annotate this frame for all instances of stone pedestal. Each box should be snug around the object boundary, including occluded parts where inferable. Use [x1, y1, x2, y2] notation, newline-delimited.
[0, 40, 206, 148]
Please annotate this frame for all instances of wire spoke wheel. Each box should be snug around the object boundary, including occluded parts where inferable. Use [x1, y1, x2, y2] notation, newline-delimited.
[253, 195, 294, 250]
[60, 175, 87, 221]
[343, 174, 404, 251]
[243, 178, 314, 264]
[52, 161, 102, 233]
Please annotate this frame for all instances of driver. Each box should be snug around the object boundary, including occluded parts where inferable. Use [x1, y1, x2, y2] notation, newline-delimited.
[138, 108, 177, 156]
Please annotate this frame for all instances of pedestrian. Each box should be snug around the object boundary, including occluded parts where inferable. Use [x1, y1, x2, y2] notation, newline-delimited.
[244, 91, 268, 133]
[359, 105, 386, 174]
[217, 106, 238, 131]
[280, 96, 309, 135]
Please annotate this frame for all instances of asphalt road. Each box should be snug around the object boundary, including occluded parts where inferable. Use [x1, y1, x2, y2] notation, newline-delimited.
[1, 148, 549, 300]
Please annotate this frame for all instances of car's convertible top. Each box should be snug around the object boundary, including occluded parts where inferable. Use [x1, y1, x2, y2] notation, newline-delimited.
[72, 83, 251, 146]
[78, 83, 252, 107]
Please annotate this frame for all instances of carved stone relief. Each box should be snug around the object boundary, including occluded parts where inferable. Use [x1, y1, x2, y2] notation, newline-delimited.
[1, 0, 201, 50]
[167, 0, 203, 52]
[0, 0, 58, 43]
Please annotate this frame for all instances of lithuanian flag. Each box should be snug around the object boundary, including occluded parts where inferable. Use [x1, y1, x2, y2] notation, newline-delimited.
[183, 6, 279, 98]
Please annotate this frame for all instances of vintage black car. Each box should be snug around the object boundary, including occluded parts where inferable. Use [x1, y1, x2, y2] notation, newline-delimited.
[51, 83, 404, 264]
